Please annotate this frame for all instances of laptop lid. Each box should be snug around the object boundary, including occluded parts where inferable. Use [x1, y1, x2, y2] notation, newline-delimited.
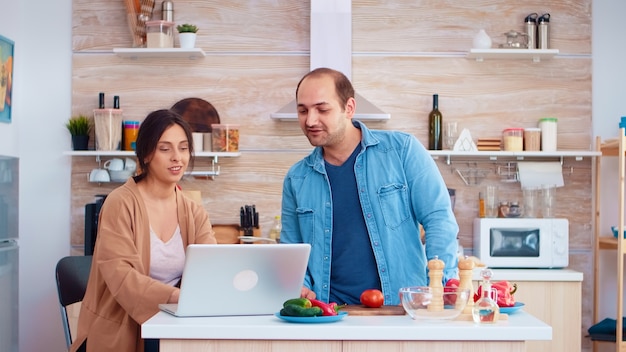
[160, 243, 311, 317]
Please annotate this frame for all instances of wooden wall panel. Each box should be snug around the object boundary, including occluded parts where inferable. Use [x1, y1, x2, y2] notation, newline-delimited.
[70, 0, 594, 349]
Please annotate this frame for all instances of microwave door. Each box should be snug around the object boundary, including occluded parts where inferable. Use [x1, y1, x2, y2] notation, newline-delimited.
[490, 228, 540, 257]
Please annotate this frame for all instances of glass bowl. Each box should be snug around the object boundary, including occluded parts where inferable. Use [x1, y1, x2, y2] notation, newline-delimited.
[399, 286, 470, 321]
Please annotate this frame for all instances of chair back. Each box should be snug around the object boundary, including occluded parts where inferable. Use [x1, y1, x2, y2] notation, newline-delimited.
[55, 255, 92, 349]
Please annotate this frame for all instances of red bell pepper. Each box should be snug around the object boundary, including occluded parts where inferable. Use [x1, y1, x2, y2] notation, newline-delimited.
[443, 278, 460, 305]
[473, 280, 518, 307]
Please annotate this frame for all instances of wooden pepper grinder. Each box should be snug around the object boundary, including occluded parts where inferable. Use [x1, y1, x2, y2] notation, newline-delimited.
[427, 256, 445, 311]
[458, 255, 475, 314]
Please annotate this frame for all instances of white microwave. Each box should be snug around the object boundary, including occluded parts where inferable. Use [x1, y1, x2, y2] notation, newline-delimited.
[473, 218, 569, 268]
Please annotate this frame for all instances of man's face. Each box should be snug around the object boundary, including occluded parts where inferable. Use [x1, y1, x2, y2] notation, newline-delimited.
[296, 75, 352, 147]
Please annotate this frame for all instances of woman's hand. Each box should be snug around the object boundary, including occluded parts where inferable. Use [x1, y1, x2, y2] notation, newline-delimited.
[168, 288, 180, 303]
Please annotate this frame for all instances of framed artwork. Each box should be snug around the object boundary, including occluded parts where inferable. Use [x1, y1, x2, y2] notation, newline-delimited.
[0, 35, 14, 124]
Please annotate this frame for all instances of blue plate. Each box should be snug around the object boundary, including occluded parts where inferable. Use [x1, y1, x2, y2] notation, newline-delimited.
[499, 302, 525, 314]
[275, 311, 348, 323]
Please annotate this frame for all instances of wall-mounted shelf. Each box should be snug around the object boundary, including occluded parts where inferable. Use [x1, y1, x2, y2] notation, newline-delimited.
[429, 150, 599, 165]
[64, 150, 240, 164]
[113, 48, 206, 60]
[467, 48, 559, 62]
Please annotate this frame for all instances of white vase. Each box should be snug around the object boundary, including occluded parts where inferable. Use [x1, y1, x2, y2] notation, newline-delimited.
[473, 29, 492, 49]
[179, 33, 197, 49]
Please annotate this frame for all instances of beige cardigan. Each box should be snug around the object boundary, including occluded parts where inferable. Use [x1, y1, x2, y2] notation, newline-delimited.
[71, 178, 217, 352]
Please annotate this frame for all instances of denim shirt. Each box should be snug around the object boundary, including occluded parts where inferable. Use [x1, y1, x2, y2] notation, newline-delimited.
[281, 120, 458, 305]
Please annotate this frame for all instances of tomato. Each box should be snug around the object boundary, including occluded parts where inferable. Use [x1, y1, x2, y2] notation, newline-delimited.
[360, 289, 384, 308]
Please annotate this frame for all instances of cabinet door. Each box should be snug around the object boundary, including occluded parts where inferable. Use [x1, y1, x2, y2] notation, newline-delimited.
[511, 281, 581, 352]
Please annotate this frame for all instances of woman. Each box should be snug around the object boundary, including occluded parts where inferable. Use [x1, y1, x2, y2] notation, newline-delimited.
[71, 109, 217, 352]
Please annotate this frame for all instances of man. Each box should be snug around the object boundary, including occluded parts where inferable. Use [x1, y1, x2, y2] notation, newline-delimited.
[280, 67, 458, 306]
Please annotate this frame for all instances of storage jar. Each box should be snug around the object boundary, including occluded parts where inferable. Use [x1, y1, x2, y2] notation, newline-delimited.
[523, 127, 541, 151]
[502, 128, 524, 151]
[538, 117, 557, 152]
[211, 124, 240, 152]
[146, 20, 174, 48]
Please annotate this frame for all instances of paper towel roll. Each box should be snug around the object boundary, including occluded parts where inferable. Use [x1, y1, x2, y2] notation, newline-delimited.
[517, 162, 564, 190]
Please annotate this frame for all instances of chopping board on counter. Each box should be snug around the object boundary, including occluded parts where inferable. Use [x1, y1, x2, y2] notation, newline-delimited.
[341, 305, 406, 316]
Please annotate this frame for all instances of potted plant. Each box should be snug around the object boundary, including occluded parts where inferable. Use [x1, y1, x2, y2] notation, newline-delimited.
[66, 114, 92, 150]
[176, 23, 198, 49]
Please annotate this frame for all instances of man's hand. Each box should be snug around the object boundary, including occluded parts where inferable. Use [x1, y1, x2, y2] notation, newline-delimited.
[300, 286, 316, 300]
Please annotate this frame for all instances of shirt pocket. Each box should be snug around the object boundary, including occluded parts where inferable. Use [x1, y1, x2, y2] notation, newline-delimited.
[378, 183, 411, 229]
[296, 208, 316, 240]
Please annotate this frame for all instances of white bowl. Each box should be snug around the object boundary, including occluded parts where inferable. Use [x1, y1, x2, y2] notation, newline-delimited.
[108, 169, 134, 182]
[399, 286, 470, 321]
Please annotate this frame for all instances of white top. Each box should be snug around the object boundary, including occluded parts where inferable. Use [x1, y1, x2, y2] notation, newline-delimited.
[150, 225, 185, 286]
[142, 310, 551, 341]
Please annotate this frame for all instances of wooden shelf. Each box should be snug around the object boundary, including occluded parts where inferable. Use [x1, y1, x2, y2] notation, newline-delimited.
[467, 48, 559, 62]
[599, 236, 618, 250]
[113, 48, 206, 60]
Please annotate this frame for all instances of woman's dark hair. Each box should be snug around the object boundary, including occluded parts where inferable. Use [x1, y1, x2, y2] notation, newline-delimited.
[133, 109, 195, 182]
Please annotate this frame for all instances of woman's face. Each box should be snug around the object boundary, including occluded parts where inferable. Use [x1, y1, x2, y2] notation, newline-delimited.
[145, 124, 190, 184]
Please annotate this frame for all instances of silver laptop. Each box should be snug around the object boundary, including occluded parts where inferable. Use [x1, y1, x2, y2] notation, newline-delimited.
[159, 243, 311, 317]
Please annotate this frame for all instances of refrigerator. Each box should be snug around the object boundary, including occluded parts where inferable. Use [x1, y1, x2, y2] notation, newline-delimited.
[0, 155, 18, 352]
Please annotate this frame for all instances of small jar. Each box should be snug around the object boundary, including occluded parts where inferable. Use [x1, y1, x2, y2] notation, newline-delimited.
[146, 20, 175, 48]
[502, 128, 524, 151]
[498, 201, 510, 218]
[523, 127, 541, 151]
[539, 117, 557, 152]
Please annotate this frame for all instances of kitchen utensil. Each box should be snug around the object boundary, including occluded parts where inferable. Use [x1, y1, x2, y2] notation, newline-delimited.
[274, 311, 348, 323]
[89, 169, 110, 183]
[399, 286, 470, 321]
[341, 305, 405, 316]
[499, 30, 528, 49]
[170, 98, 220, 133]
[103, 158, 124, 171]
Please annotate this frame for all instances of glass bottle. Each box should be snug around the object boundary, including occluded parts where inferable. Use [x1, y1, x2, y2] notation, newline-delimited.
[268, 215, 282, 243]
[428, 94, 442, 150]
[472, 268, 500, 324]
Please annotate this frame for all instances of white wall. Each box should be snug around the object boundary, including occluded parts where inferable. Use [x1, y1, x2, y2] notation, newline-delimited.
[0, 0, 72, 351]
[593, 1, 626, 351]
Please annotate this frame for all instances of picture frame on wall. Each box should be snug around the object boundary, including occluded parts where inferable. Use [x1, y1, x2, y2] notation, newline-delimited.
[0, 35, 14, 124]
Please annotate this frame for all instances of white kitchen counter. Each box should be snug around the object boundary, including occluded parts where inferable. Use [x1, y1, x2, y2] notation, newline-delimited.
[142, 310, 550, 341]
[472, 268, 583, 282]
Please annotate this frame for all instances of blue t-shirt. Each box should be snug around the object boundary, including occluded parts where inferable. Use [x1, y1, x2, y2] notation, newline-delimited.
[325, 144, 381, 305]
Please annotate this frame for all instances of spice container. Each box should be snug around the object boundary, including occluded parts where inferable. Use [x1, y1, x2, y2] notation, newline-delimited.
[211, 124, 240, 152]
[523, 127, 541, 151]
[539, 117, 558, 152]
[146, 20, 174, 48]
[502, 128, 523, 151]
[123, 121, 140, 151]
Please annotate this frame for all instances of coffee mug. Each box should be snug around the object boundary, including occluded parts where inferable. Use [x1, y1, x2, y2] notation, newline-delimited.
[89, 168, 110, 183]
[103, 158, 124, 171]
[124, 157, 137, 172]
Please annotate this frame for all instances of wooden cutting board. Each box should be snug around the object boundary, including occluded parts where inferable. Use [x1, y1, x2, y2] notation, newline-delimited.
[341, 305, 406, 316]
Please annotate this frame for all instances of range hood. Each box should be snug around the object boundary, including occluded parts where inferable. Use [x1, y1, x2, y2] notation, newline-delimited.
[270, 0, 390, 121]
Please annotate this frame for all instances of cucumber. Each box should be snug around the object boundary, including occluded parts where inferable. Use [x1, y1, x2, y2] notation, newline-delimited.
[282, 298, 311, 308]
[280, 305, 323, 317]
